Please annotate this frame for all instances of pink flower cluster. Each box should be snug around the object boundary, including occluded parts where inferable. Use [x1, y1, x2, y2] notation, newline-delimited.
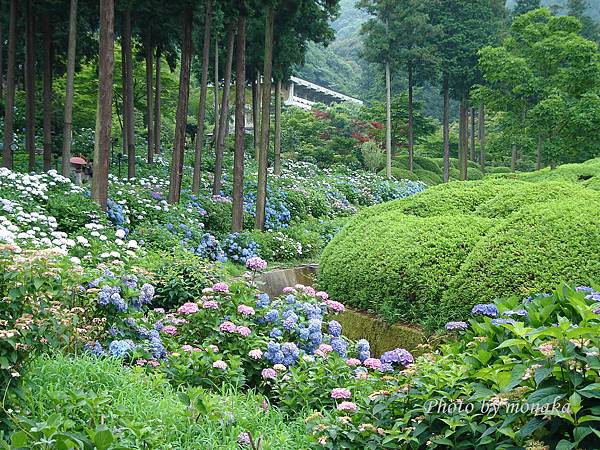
[219, 321, 237, 333]
[162, 325, 177, 336]
[212, 282, 230, 292]
[345, 358, 362, 367]
[248, 349, 263, 359]
[364, 358, 382, 370]
[177, 302, 199, 314]
[261, 368, 277, 379]
[315, 343, 333, 357]
[325, 300, 345, 313]
[316, 291, 329, 300]
[136, 359, 160, 367]
[235, 326, 251, 337]
[237, 304, 256, 316]
[181, 344, 202, 352]
[246, 256, 268, 271]
[202, 300, 220, 309]
[212, 360, 228, 369]
[331, 388, 352, 399]
[337, 401, 358, 412]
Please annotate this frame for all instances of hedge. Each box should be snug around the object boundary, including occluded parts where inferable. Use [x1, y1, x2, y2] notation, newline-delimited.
[319, 177, 600, 330]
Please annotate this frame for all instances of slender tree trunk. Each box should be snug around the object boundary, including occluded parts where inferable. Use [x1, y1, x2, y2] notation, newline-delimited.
[145, 32, 154, 164]
[442, 76, 450, 182]
[385, 61, 392, 178]
[2, 0, 16, 169]
[232, 15, 246, 232]
[192, 0, 212, 194]
[120, 39, 127, 156]
[470, 107, 476, 161]
[274, 79, 282, 176]
[255, 71, 262, 159]
[92, 0, 115, 210]
[252, 75, 260, 160]
[459, 99, 468, 181]
[122, 10, 135, 178]
[212, 24, 234, 196]
[536, 135, 543, 170]
[154, 45, 161, 154]
[511, 144, 517, 172]
[213, 37, 219, 147]
[407, 64, 414, 172]
[478, 105, 486, 173]
[168, 8, 193, 204]
[42, 15, 53, 172]
[25, 0, 35, 172]
[255, 7, 274, 230]
[62, 0, 77, 176]
[0, 17, 3, 102]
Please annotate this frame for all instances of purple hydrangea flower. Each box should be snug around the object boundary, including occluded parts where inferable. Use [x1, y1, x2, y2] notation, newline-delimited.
[380, 348, 414, 367]
[445, 321, 468, 331]
[328, 320, 342, 337]
[471, 303, 499, 317]
[491, 318, 516, 326]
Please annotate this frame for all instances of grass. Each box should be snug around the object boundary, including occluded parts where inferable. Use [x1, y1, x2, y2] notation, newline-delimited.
[5, 354, 311, 449]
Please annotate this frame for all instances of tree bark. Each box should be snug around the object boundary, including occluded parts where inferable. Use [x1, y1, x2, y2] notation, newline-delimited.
[478, 105, 486, 173]
[2, 0, 17, 169]
[274, 79, 282, 176]
[145, 31, 154, 164]
[255, 7, 274, 230]
[407, 64, 414, 172]
[25, 0, 36, 172]
[192, 0, 212, 194]
[213, 36, 219, 148]
[122, 10, 135, 178]
[385, 61, 392, 178]
[92, 0, 115, 210]
[212, 23, 234, 196]
[42, 15, 53, 172]
[536, 135, 543, 170]
[154, 45, 161, 154]
[168, 8, 193, 204]
[458, 99, 468, 180]
[0, 16, 3, 102]
[470, 107, 476, 161]
[62, 0, 77, 176]
[442, 76, 450, 182]
[252, 75, 261, 160]
[232, 16, 246, 232]
[511, 144, 517, 172]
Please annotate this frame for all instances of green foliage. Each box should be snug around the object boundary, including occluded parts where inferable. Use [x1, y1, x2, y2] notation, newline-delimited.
[360, 141, 385, 173]
[46, 191, 108, 234]
[320, 177, 600, 329]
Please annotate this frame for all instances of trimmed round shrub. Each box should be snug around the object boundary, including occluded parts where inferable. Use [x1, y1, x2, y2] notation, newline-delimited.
[381, 167, 419, 181]
[319, 211, 496, 328]
[487, 166, 512, 174]
[467, 167, 484, 180]
[413, 156, 443, 175]
[443, 196, 600, 318]
[392, 155, 423, 172]
[414, 169, 443, 186]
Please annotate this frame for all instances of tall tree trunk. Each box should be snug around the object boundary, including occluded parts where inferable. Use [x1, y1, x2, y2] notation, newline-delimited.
[167, 8, 193, 204]
[192, 0, 212, 194]
[407, 64, 414, 172]
[478, 105, 486, 173]
[62, 0, 77, 176]
[122, 10, 135, 178]
[470, 107, 476, 161]
[25, 0, 36, 172]
[212, 23, 234, 196]
[458, 99, 468, 181]
[42, 15, 53, 172]
[145, 32, 154, 164]
[232, 16, 246, 232]
[511, 144, 517, 172]
[2, 0, 16, 169]
[536, 135, 543, 170]
[442, 76, 450, 182]
[252, 74, 260, 160]
[92, 0, 115, 210]
[154, 45, 161, 154]
[255, 7, 274, 230]
[385, 61, 392, 178]
[213, 37, 219, 147]
[274, 79, 282, 176]
[0, 17, 3, 102]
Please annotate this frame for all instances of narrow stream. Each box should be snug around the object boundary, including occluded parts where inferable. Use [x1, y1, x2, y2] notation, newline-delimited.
[258, 265, 425, 356]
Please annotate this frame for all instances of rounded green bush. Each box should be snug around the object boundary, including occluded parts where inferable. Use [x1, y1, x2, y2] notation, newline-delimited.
[392, 155, 423, 172]
[381, 166, 419, 181]
[319, 211, 496, 328]
[443, 196, 600, 318]
[414, 156, 443, 175]
[414, 169, 443, 186]
[467, 167, 484, 180]
[487, 166, 512, 174]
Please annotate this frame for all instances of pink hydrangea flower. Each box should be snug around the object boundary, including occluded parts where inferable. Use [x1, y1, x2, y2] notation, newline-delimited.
[219, 321, 236, 333]
[169, 317, 188, 325]
[261, 368, 277, 379]
[318, 344, 333, 354]
[153, 308, 165, 314]
[538, 343, 554, 357]
[147, 360, 160, 367]
[213, 282, 229, 292]
[316, 291, 329, 300]
[235, 326, 251, 337]
[346, 358, 362, 367]
[181, 344, 194, 352]
[202, 300, 220, 309]
[282, 287, 296, 294]
[135, 358, 147, 366]
[337, 401, 358, 412]
[162, 325, 177, 335]
[331, 388, 352, 399]
[246, 256, 268, 271]
[212, 360, 228, 369]
[177, 302, 199, 314]
[238, 304, 256, 316]
[364, 358, 382, 370]
[249, 349, 263, 359]
[237, 432, 251, 445]
[325, 300, 345, 313]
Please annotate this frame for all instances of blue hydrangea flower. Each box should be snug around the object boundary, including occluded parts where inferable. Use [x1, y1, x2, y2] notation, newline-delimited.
[471, 303, 499, 317]
[491, 318, 516, 326]
[270, 328, 283, 339]
[108, 339, 135, 357]
[256, 293, 270, 309]
[328, 320, 342, 337]
[503, 309, 528, 317]
[380, 348, 414, 367]
[331, 337, 347, 358]
[265, 309, 279, 323]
